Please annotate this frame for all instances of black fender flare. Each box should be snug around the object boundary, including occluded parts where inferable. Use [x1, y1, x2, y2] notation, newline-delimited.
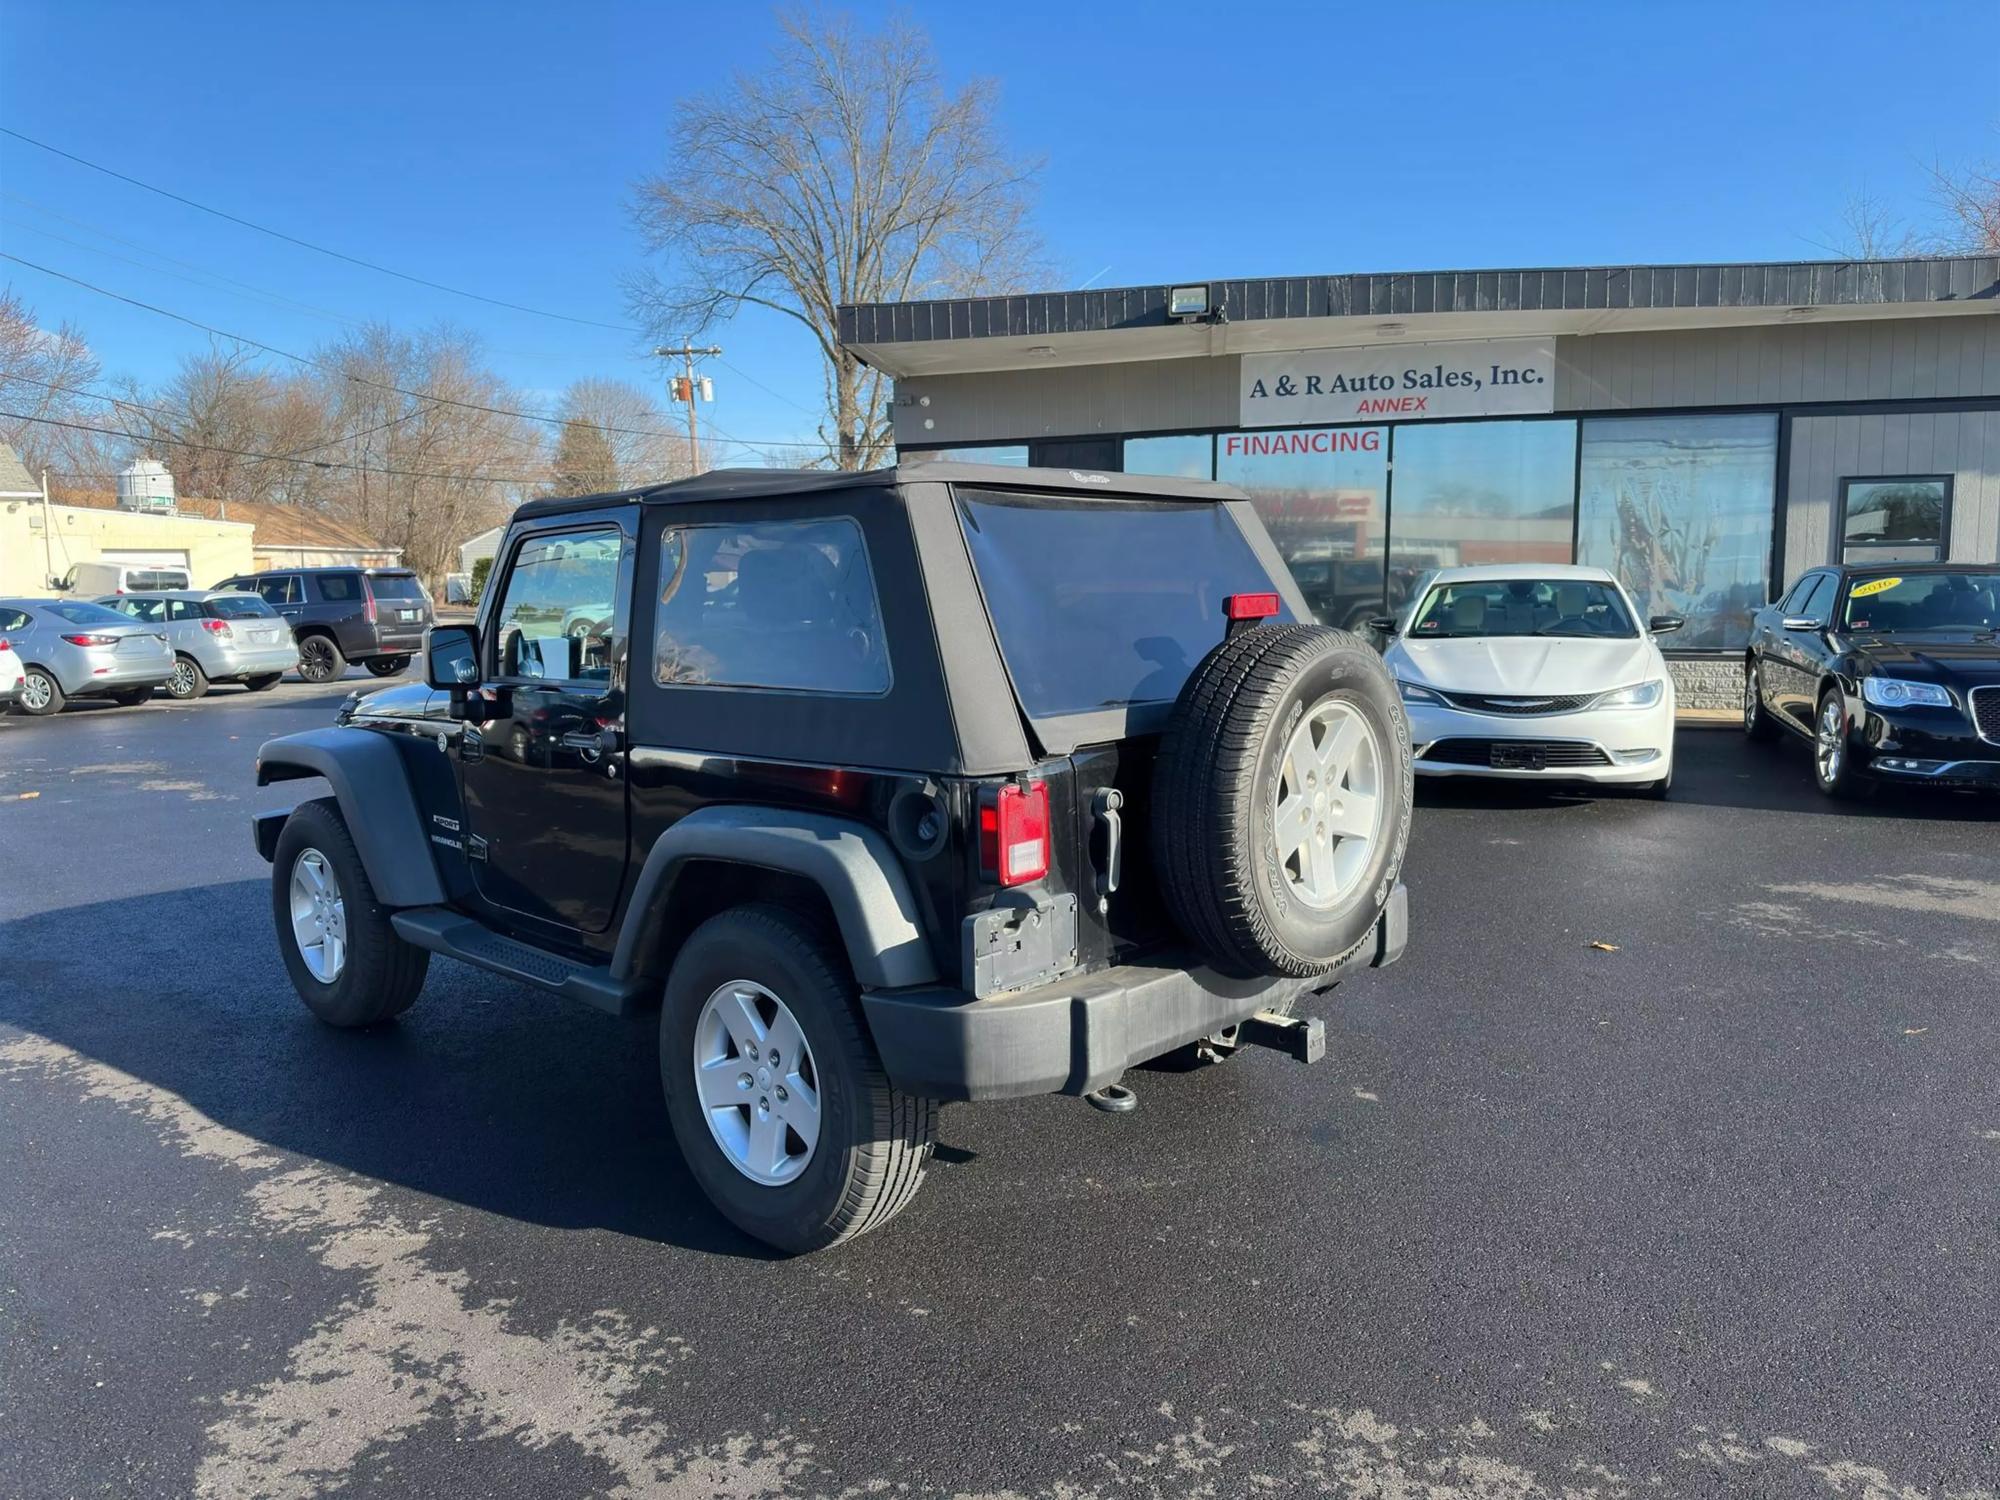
[254, 726, 445, 908]
[611, 805, 938, 991]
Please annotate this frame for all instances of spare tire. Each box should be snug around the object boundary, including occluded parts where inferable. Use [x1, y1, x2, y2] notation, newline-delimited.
[1154, 624, 1412, 978]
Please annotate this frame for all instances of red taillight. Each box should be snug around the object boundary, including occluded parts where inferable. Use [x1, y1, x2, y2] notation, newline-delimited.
[980, 781, 1050, 887]
[0, 638, 8, 651]
[1223, 592, 1281, 621]
[61, 633, 120, 647]
[200, 618, 234, 638]
[362, 579, 378, 625]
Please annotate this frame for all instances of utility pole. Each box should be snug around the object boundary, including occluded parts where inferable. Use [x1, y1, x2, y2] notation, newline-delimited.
[655, 344, 720, 472]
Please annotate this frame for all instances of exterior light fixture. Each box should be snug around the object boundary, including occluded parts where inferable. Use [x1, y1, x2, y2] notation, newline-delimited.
[1783, 306, 1816, 323]
[1025, 345, 1058, 359]
[1167, 284, 1210, 320]
[1375, 322, 1407, 338]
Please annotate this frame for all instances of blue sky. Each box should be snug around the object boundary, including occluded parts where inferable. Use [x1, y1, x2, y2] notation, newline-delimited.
[2, 0, 1994, 467]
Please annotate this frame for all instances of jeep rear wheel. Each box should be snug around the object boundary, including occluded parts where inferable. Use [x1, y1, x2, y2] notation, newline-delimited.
[1154, 624, 1412, 978]
[660, 904, 936, 1254]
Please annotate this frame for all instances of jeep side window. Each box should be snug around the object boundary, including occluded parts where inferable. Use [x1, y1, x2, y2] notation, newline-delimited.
[651, 517, 889, 694]
[317, 572, 360, 602]
[490, 528, 623, 684]
[255, 576, 300, 606]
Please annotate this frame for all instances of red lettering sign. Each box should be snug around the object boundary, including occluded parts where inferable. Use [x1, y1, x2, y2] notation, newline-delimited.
[1221, 428, 1385, 459]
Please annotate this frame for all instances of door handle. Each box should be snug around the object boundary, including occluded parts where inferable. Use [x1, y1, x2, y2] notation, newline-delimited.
[1091, 786, 1124, 914]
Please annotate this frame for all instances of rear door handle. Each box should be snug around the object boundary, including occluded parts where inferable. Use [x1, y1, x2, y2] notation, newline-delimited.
[1091, 787, 1124, 913]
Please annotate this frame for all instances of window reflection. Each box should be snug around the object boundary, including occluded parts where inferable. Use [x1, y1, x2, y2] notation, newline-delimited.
[1577, 414, 1777, 650]
[1124, 434, 1214, 480]
[1387, 420, 1578, 583]
[1217, 427, 1389, 629]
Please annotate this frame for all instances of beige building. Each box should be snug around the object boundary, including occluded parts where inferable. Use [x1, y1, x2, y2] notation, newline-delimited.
[0, 445, 399, 593]
[0, 447, 255, 593]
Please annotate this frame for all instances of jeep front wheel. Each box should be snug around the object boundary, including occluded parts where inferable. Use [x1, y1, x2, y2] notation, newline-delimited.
[1154, 624, 1413, 978]
[271, 798, 430, 1026]
[660, 904, 936, 1254]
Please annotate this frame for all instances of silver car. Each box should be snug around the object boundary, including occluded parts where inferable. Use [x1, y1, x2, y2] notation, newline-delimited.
[0, 597, 176, 716]
[97, 590, 300, 700]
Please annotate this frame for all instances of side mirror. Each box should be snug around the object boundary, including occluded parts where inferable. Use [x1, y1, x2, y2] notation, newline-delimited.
[1366, 615, 1399, 636]
[426, 623, 479, 691]
[1647, 614, 1686, 635]
[1781, 616, 1821, 633]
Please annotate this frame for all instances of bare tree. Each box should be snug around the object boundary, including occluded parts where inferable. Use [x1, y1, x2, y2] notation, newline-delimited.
[550, 378, 691, 490]
[125, 344, 330, 502]
[1925, 155, 2000, 253]
[630, 10, 1041, 469]
[0, 286, 121, 482]
[1824, 187, 1921, 259]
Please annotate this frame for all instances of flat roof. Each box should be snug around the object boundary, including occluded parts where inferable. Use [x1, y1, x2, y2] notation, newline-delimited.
[839, 254, 2000, 377]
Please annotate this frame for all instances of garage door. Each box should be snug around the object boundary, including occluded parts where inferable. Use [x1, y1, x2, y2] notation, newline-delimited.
[98, 548, 192, 568]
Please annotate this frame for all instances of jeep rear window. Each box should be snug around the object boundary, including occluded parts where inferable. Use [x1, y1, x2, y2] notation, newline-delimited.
[956, 489, 1291, 720]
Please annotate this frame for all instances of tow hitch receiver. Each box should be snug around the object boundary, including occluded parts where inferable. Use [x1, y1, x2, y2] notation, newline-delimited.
[1236, 1010, 1326, 1064]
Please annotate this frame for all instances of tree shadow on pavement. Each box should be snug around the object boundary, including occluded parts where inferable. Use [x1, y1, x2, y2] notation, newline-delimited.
[0, 878, 778, 1261]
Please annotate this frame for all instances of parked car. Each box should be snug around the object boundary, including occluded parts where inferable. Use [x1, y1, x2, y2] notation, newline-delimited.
[0, 597, 176, 715]
[1377, 563, 1680, 796]
[60, 559, 194, 594]
[210, 567, 432, 684]
[1745, 563, 2000, 797]
[0, 633, 23, 707]
[97, 590, 300, 699]
[250, 463, 1413, 1253]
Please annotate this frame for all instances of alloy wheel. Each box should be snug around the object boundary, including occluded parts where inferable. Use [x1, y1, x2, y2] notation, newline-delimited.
[21, 672, 52, 712]
[692, 980, 821, 1187]
[288, 848, 348, 982]
[169, 659, 197, 697]
[1272, 697, 1385, 911]
[1816, 696, 1845, 786]
[299, 639, 334, 681]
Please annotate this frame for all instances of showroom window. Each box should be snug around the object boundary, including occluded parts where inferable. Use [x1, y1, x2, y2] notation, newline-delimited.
[1387, 420, 1579, 589]
[1838, 476, 1951, 563]
[1215, 427, 1389, 629]
[909, 445, 1029, 466]
[1124, 433, 1214, 480]
[1575, 413, 1778, 651]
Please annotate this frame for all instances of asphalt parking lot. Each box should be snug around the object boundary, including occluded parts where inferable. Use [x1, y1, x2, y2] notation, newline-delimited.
[2, 680, 1996, 1499]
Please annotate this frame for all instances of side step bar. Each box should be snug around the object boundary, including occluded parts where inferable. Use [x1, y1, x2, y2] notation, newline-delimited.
[389, 908, 645, 1016]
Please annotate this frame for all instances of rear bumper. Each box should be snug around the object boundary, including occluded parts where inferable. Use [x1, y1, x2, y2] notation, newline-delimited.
[207, 642, 301, 677]
[67, 653, 174, 692]
[863, 884, 1407, 1101]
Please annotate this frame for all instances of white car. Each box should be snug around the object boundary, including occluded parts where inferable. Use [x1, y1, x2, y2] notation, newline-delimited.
[0, 634, 22, 707]
[1381, 564, 1679, 796]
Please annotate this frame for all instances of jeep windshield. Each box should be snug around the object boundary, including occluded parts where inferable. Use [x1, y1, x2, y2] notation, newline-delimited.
[955, 488, 1292, 722]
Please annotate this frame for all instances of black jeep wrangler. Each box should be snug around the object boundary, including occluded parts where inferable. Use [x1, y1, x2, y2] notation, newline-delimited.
[252, 464, 1412, 1253]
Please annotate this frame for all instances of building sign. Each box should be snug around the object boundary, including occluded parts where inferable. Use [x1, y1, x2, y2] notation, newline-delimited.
[1240, 338, 1556, 427]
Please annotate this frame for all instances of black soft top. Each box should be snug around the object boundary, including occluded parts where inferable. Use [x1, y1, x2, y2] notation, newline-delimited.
[512, 462, 1251, 521]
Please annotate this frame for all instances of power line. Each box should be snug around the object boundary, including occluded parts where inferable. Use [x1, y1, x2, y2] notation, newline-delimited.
[1, 252, 836, 451]
[0, 125, 641, 334]
[0, 408, 546, 484]
[0, 370, 489, 474]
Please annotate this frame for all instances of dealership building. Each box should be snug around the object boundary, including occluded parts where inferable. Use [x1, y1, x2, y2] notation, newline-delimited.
[840, 253, 1999, 704]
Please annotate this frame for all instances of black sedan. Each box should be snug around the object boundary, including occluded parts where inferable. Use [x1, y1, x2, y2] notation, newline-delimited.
[1744, 563, 2000, 797]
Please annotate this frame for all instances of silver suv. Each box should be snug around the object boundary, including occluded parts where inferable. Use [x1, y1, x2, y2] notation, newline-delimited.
[98, 590, 300, 699]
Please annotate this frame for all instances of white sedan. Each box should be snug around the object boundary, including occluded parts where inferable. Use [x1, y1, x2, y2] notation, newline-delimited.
[1381, 564, 1679, 796]
[0, 634, 22, 707]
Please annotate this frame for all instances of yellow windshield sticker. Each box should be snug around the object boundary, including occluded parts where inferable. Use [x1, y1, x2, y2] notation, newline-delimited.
[1850, 576, 1902, 598]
